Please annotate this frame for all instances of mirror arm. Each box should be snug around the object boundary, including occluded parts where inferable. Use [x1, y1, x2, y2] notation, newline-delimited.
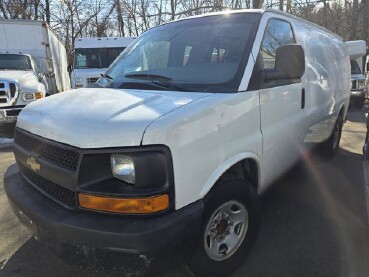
[263, 69, 285, 82]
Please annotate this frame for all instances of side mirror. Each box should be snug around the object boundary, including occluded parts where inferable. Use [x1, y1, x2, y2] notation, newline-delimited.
[37, 73, 44, 81]
[263, 44, 305, 81]
[67, 64, 73, 73]
[45, 72, 55, 78]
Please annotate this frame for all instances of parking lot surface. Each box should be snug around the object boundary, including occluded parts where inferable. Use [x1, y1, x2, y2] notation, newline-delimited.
[1, 107, 369, 277]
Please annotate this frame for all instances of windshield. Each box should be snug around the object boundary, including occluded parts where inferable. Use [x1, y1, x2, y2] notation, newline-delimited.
[74, 47, 126, 69]
[100, 13, 260, 92]
[0, 54, 32, 70]
[351, 60, 362, 74]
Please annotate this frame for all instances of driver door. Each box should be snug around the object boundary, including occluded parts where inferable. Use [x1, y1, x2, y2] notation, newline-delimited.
[258, 18, 305, 186]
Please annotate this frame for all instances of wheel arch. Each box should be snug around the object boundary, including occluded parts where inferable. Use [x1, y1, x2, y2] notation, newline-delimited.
[200, 153, 261, 199]
[339, 103, 345, 117]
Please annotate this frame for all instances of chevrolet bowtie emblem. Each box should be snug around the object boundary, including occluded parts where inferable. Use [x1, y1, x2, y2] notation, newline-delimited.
[26, 157, 40, 171]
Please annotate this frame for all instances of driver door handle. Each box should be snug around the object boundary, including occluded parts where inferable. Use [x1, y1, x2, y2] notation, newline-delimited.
[301, 88, 305, 109]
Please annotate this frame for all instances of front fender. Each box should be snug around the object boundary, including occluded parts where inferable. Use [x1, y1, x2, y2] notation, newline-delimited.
[199, 152, 262, 198]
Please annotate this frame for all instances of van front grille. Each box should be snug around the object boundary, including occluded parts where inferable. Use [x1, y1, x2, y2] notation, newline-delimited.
[20, 165, 76, 208]
[14, 129, 80, 172]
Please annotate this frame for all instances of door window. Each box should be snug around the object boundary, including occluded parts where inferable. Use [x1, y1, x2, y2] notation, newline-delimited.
[32, 57, 42, 74]
[260, 19, 295, 70]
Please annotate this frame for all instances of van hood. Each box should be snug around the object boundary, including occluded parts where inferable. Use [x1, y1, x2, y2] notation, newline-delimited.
[0, 70, 38, 90]
[17, 88, 211, 148]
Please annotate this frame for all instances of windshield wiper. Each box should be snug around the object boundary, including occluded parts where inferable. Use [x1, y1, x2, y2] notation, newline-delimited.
[125, 73, 188, 91]
[0, 68, 25, 70]
[76, 66, 101, 69]
[126, 73, 172, 81]
[100, 73, 113, 81]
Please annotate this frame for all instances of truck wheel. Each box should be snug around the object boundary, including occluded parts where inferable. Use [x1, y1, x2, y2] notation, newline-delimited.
[185, 179, 261, 277]
[355, 98, 365, 109]
[321, 114, 343, 158]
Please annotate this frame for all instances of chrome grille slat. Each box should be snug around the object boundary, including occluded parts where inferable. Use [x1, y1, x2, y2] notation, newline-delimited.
[87, 77, 99, 83]
[0, 80, 19, 107]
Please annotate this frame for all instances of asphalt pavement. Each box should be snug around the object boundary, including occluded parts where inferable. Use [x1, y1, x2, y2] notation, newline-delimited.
[0, 107, 369, 277]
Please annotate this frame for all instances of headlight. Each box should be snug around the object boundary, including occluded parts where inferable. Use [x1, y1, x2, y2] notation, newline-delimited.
[75, 77, 84, 88]
[111, 154, 135, 184]
[23, 92, 43, 101]
[78, 147, 173, 214]
[359, 80, 366, 90]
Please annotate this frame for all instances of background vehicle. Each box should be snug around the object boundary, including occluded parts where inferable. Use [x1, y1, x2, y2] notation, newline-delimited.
[71, 37, 135, 88]
[345, 40, 367, 108]
[0, 19, 70, 137]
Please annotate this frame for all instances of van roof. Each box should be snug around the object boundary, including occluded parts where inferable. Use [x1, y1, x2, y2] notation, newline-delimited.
[156, 8, 343, 41]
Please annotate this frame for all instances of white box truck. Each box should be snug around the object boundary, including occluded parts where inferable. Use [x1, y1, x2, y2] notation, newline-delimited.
[5, 9, 350, 276]
[345, 40, 367, 107]
[71, 37, 135, 88]
[0, 19, 70, 137]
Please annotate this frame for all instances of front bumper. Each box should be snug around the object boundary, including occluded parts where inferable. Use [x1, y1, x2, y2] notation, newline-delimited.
[0, 106, 24, 137]
[0, 105, 24, 123]
[350, 89, 365, 99]
[4, 163, 204, 256]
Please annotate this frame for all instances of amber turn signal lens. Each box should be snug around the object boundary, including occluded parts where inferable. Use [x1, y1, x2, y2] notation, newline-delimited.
[34, 92, 43, 99]
[78, 193, 169, 214]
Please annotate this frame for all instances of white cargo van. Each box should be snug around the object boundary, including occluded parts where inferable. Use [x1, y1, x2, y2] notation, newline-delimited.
[0, 19, 70, 137]
[5, 9, 350, 276]
[71, 37, 135, 88]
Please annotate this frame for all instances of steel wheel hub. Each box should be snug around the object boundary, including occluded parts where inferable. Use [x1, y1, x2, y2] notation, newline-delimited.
[204, 200, 248, 261]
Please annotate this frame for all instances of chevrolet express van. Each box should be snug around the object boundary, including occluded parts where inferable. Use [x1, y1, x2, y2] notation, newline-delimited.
[4, 9, 350, 276]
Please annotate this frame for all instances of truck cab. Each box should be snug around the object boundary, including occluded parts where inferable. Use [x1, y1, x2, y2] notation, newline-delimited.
[350, 59, 366, 107]
[345, 40, 367, 108]
[71, 37, 135, 88]
[0, 53, 47, 137]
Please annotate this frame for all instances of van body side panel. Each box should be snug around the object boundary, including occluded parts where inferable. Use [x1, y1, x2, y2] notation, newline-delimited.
[251, 13, 350, 192]
[259, 82, 305, 187]
[292, 20, 350, 144]
[142, 91, 262, 210]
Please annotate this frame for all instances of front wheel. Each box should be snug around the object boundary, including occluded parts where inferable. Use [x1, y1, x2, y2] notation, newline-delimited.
[184, 179, 261, 276]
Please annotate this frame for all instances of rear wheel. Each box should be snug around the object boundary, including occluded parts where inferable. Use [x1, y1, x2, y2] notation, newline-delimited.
[185, 179, 261, 277]
[321, 114, 343, 158]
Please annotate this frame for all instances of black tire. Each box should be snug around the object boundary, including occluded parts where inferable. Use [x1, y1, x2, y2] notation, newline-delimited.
[321, 114, 343, 158]
[184, 178, 261, 277]
[355, 98, 365, 109]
